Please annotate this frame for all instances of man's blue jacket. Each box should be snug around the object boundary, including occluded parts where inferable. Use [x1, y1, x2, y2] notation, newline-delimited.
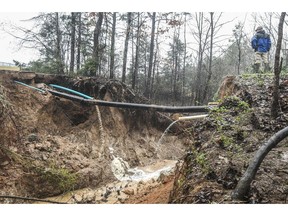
[251, 30, 271, 53]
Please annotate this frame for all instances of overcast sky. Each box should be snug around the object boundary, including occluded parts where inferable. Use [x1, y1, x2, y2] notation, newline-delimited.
[0, 12, 39, 64]
[0, 12, 251, 65]
[0, 0, 285, 64]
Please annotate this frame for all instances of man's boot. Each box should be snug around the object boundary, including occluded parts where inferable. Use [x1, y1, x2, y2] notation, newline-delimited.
[264, 63, 269, 72]
[253, 63, 260, 73]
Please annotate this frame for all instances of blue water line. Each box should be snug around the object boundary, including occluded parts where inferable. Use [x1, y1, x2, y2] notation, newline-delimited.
[14, 81, 46, 93]
[49, 84, 94, 99]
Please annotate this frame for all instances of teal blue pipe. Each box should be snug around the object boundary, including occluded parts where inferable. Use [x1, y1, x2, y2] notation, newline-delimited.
[49, 84, 94, 99]
[14, 81, 46, 93]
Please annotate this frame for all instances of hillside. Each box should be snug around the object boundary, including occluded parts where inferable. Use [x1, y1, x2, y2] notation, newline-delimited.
[1, 71, 288, 204]
[169, 74, 288, 204]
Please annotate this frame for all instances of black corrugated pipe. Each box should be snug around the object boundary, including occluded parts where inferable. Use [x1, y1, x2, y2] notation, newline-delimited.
[47, 89, 209, 113]
[232, 126, 288, 201]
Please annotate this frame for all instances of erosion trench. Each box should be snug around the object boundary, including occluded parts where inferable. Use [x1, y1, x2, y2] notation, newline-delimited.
[0, 71, 209, 204]
[2, 72, 288, 204]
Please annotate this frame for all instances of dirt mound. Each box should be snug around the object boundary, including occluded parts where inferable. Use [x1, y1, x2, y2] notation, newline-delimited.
[169, 74, 288, 204]
[0, 72, 187, 202]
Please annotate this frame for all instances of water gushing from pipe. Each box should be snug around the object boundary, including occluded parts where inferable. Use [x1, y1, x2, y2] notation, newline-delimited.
[95, 105, 105, 158]
[157, 120, 180, 145]
[157, 114, 208, 145]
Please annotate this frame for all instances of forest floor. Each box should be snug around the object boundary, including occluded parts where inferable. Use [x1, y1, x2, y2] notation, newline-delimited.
[1, 71, 288, 206]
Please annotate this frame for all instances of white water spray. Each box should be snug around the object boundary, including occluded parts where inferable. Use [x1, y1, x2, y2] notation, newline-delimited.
[96, 105, 105, 158]
[109, 147, 177, 182]
[157, 120, 180, 145]
[157, 114, 208, 145]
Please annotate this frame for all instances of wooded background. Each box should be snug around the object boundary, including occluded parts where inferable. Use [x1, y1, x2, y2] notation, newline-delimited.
[5, 12, 288, 105]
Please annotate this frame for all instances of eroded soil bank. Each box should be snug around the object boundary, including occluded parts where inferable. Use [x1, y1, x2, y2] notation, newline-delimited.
[0, 71, 191, 203]
[2, 72, 288, 204]
[169, 74, 288, 204]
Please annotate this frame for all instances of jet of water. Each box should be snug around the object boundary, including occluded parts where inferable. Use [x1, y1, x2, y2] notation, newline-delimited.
[157, 120, 180, 145]
[157, 114, 208, 145]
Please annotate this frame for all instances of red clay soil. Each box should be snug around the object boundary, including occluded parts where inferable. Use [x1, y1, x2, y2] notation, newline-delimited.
[124, 178, 174, 204]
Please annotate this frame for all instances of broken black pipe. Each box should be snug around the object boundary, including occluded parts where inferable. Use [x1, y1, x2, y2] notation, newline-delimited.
[14, 80, 209, 113]
[47, 89, 209, 113]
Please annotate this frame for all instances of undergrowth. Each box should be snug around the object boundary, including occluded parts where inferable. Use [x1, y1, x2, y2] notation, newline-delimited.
[34, 164, 78, 192]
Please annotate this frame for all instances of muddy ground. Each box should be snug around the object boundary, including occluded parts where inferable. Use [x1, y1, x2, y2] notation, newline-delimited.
[1, 71, 288, 205]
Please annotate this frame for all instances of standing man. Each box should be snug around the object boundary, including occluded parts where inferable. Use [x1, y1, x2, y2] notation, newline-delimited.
[251, 26, 271, 73]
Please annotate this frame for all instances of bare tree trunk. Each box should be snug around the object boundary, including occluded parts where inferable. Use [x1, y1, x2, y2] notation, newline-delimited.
[93, 12, 104, 76]
[55, 12, 64, 74]
[151, 19, 161, 101]
[181, 13, 187, 106]
[173, 27, 180, 105]
[103, 13, 110, 76]
[195, 13, 204, 105]
[271, 12, 286, 119]
[109, 12, 116, 79]
[173, 45, 178, 105]
[237, 45, 241, 75]
[145, 12, 156, 99]
[132, 13, 140, 90]
[144, 43, 147, 89]
[69, 12, 76, 74]
[151, 46, 157, 100]
[122, 12, 132, 83]
[130, 15, 135, 82]
[170, 32, 176, 105]
[76, 12, 81, 72]
[202, 12, 214, 104]
[236, 24, 244, 75]
[267, 13, 273, 63]
[232, 125, 288, 200]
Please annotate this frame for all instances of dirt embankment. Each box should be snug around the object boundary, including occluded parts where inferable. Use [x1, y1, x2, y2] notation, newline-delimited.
[0, 71, 189, 203]
[3, 72, 288, 204]
[169, 74, 288, 204]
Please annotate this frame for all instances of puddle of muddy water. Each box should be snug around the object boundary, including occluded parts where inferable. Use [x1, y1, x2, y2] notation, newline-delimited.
[115, 160, 177, 182]
[42, 158, 178, 204]
[109, 145, 177, 182]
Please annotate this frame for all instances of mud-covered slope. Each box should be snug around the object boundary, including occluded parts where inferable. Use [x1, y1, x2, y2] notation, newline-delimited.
[0, 72, 187, 202]
[169, 74, 288, 204]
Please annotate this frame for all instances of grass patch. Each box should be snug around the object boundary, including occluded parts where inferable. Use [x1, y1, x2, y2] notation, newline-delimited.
[35, 164, 78, 192]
